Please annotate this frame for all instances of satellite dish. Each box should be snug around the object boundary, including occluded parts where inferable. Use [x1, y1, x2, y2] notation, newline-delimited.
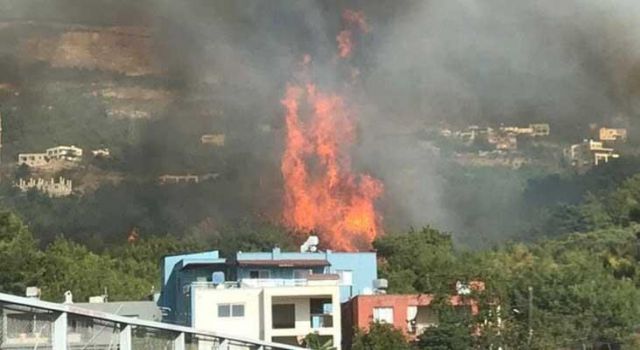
[212, 272, 225, 285]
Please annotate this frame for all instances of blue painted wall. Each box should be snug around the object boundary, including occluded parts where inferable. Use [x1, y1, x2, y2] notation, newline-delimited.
[235, 248, 378, 302]
[326, 252, 378, 302]
[159, 251, 223, 324]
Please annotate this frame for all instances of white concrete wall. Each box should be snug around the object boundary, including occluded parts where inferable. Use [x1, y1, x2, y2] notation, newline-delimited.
[263, 285, 341, 349]
[192, 284, 341, 349]
[192, 287, 263, 341]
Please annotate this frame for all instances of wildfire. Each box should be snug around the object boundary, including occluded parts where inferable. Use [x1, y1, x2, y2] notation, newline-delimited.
[280, 10, 382, 252]
[336, 9, 369, 59]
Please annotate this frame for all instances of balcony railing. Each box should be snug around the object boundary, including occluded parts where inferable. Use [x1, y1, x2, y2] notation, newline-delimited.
[241, 279, 308, 288]
[310, 314, 333, 328]
[190, 279, 311, 290]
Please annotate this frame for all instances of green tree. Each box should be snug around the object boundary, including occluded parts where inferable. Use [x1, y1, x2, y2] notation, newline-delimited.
[374, 227, 460, 294]
[351, 322, 412, 350]
[303, 333, 333, 350]
[417, 311, 473, 350]
[0, 212, 42, 294]
[40, 237, 150, 302]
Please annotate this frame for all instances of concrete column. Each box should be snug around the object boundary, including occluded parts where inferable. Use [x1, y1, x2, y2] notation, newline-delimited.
[332, 291, 342, 350]
[119, 324, 132, 350]
[262, 291, 272, 342]
[174, 332, 185, 350]
[52, 311, 67, 350]
[218, 338, 229, 349]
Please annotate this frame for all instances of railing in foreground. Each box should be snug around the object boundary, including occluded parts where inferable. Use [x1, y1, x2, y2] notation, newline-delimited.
[0, 292, 305, 350]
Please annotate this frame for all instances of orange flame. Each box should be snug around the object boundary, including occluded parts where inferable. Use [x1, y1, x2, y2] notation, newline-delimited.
[337, 30, 353, 59]
[281, 9, 380, 252]
[343, 9, 370, 33]
[281, 82, 383, 251]
[336, 9, 370, 59]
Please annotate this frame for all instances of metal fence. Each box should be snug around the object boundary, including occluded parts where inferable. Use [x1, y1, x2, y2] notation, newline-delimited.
[0, 292, 304, 350]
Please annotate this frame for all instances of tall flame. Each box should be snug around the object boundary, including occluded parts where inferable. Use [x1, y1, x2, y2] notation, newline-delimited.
[280, 10, 381, 252]
[281, 84, 383, 251]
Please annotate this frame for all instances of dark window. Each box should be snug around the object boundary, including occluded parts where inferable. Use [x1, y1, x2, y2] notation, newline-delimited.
[232, 304, 245, 317]
[218, 303, 244, 318]
[272, 304, 295, 329]
[249, 270, 270, 279]
[218, 304, 230, 317]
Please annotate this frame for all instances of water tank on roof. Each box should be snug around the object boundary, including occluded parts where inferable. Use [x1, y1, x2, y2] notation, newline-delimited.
[212, 272, 225, 285]
[300, 236, 320, 252]
[373, 279, 388, 290]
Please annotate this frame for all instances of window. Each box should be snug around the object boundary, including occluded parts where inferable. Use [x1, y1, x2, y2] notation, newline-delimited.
[232, 304, 245, 317]
[249, 270, 271, 279]
[310, 298, 333, 328]
[337, 270, 353, 286]
[272, 304, 295, 329]
[373, 307, 394, 324]
[218, 303, 244, 318]
[218, 304, 230, 317]
[293, 269, 311, 279]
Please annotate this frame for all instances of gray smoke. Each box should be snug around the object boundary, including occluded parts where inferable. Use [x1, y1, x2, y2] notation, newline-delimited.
[353, 0, 640, 243]
[4, 0, 640, 245]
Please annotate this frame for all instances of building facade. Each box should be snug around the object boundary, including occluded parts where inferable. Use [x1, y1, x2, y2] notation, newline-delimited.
[18, 153, 49, 167]
[341, 282, 485, 348]
[191, 275, 341, 347]
[46, 145, 83, 161]
[158, 238, 378, 349]
[567, 139, 620, 169]
[18, 145, 83, 168]
[599, 127, 627, 142]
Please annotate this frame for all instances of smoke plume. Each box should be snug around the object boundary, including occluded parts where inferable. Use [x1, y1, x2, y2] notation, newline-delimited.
[3, 0, 640, 246]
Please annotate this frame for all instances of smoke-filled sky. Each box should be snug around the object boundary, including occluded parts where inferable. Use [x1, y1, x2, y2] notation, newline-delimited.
[4, 0, 640, 244]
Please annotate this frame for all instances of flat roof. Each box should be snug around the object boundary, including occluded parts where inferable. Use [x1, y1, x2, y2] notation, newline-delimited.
[237, 259, 330, 267]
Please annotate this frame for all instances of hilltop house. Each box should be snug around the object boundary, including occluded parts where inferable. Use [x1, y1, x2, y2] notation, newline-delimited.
[18, 145, 83, 168]
[566, 139, 619, 169]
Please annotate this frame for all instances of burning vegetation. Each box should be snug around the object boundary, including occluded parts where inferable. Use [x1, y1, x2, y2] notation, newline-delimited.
[280, 10, 383, 252]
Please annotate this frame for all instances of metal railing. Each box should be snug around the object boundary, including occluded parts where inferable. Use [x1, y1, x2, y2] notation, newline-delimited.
[190, 279, 310, 290]
[0, 292, 305, 350]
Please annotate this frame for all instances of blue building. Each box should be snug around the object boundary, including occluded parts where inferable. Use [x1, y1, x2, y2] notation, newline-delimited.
[158, 239, 378, 326]
[159, 250, 227, 324]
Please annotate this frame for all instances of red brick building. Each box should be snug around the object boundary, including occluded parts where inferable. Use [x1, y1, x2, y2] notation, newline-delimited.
[341, 282, 484, 348]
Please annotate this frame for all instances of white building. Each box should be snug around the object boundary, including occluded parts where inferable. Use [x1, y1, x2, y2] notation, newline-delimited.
[18, 153, 49, 167]
[46, 145, 83, 161]
[567, 139, 620, 169]
[18, 145, 83, 168]
[191, 275, 342, 349]
[91, 148, 111, 158]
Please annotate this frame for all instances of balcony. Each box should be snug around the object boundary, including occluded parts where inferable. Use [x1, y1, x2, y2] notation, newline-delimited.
[241, 279, 308, 288]
[189, 275, 340, 292]
[311, 314, 333, 328]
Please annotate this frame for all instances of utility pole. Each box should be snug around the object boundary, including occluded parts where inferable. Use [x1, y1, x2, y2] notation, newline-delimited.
[527, 286, 533, 348]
